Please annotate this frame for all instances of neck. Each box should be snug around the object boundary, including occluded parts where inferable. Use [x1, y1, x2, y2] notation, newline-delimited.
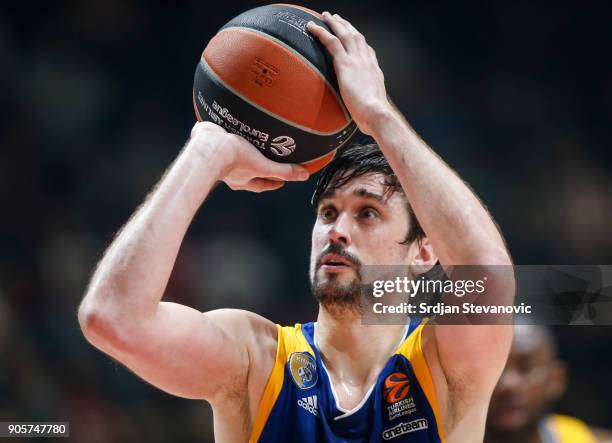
[315, 306, 408, 387]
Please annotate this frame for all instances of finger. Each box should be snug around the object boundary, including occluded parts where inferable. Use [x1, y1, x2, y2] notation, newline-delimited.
[191, 121, 225, 137]
[333, 13, 368, 52]
[307, 21, 346, 57]
[320, 11, 354, 50]
[230, 134, 310, 181]
[368, 45, 382, 68]
[332, 13, 359, 35]
[245, 178, 286, 193]
[368, 45, 376, 59]
[259, 158, 311, 182]
[196, 121, 226, 132]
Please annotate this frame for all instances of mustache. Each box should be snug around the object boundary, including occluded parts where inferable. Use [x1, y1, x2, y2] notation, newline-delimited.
[315, 243, 362, 269]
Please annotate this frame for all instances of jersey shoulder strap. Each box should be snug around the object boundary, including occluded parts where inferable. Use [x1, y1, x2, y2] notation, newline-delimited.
[249, 323, 315, 442]
[395, 318, 445, 442]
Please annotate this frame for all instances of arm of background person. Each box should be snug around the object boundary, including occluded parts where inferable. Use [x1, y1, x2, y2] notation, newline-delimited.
[78, 121, 309, 401]
[308, 12, 515, 400]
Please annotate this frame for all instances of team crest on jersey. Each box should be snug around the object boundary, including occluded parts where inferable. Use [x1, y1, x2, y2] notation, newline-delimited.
[289, 352, 318, 390]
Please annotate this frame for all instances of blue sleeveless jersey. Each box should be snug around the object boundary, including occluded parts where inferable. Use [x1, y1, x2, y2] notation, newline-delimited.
[249, 317, 445, 442]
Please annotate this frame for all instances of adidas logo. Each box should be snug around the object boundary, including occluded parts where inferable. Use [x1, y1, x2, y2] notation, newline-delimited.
[297, 395, 318, 417]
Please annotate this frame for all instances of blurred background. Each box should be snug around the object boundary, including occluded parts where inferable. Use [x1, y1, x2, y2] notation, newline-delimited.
[1, 0, 611, 441]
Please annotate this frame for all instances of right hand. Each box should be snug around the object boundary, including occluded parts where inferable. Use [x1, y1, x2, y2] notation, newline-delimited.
[189, 121, 310, 192]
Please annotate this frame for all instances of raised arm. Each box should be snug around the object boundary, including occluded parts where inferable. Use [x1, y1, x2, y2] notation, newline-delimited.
[308, 12, 514, 398]
[78, 122, 309, 401]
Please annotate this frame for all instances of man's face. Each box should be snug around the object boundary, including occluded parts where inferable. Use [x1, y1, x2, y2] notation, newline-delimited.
[310, 173, 417, 309]
[487, 325, 565, 434]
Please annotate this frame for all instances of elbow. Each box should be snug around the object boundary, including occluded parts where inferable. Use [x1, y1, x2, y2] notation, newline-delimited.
[78, 298, 111, 347]
[78, 290, 150, 358]
[78, 294, 130, 352]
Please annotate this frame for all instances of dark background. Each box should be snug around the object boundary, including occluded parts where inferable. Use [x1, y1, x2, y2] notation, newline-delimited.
[1, 1, 611, 441]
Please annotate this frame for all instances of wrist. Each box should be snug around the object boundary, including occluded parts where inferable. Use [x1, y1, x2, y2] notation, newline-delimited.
[365, 102, 402, 139]
[185, 134, 235, 182]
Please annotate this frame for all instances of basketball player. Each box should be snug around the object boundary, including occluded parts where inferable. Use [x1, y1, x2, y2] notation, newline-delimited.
[485, 324, 612, 443]
[78, 12, 515, 442]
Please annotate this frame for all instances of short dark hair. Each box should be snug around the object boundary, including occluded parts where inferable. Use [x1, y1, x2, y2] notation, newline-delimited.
[311, 143, 425, 245]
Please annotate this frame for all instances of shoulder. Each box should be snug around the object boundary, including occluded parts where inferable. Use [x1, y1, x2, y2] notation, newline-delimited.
[419, 323, 512, 434]
[205, 309, 278, 399]
[547, 414, 598, 442]
[202, 310, 281, 441]
[421, 322, 512, 388]
[205, 308, 279, 362]
[206, 308, 276, 332]
[205, 309, 278, 352]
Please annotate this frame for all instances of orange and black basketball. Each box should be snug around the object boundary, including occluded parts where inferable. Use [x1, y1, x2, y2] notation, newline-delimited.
[193, 4, 358, 174]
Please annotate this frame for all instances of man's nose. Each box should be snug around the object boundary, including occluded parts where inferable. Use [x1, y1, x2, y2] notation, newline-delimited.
[329, 212, 352, 246]
[495, 368, 523, 394]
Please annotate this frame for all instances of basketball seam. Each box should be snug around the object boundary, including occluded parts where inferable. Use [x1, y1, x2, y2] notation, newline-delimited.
[215, 26, 352, 123]
[300, 123, 358, 165]
[300, 126, 357, 165]
[301, 151, 335, 167]
[199, 57, 352, 136]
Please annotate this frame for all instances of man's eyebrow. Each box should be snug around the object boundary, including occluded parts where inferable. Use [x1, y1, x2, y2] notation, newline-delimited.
[320, 189, 336, 201]
[353, 188, 386, 203]
[319, 188, 387, 204]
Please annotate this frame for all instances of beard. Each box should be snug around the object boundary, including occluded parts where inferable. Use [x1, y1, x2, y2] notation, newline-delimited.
[310, 243, 364, 315]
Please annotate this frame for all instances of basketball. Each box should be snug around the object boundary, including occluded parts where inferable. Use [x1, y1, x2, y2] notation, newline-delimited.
[193, 4, 358, 174]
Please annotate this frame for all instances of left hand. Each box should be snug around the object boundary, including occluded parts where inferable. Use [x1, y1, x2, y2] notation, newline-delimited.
[307, 12, 391, 135]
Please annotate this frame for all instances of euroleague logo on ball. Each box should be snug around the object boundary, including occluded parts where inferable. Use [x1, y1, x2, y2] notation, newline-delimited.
[384, 372, 411, 404]
[270, 135, 296, 157]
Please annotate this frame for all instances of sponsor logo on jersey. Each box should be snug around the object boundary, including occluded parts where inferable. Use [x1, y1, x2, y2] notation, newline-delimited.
[289, 352, 318, 390]
[382, 419, 429, 440]
[383, 372, 411, 403]
[297, 395, 319, 417]
[387, 396, 417, 421]
[270, 135, 296, 156]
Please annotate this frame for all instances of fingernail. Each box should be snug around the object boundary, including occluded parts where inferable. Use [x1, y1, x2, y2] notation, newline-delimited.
[322, 11, 329, 16]
[299, 170, 310, 180]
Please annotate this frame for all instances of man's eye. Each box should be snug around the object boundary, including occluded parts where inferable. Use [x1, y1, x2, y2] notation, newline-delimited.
[516, 358, 539, 375]
[360, 208, 379, 219]
[320, 207, 337, 220]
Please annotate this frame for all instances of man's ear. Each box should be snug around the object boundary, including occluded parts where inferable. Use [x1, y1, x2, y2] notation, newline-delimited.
[409, 237, 438, 275]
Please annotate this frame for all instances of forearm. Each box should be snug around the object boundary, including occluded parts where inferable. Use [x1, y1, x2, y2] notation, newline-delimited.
[80, 140, 225, 320]
[370, 107, 510, 265]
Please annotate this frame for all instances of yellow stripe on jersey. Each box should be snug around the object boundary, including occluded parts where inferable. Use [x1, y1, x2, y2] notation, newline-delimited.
[548, 414, 596, 443]
[395, 321, 446, 443]
[249, 324, 315, 443]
